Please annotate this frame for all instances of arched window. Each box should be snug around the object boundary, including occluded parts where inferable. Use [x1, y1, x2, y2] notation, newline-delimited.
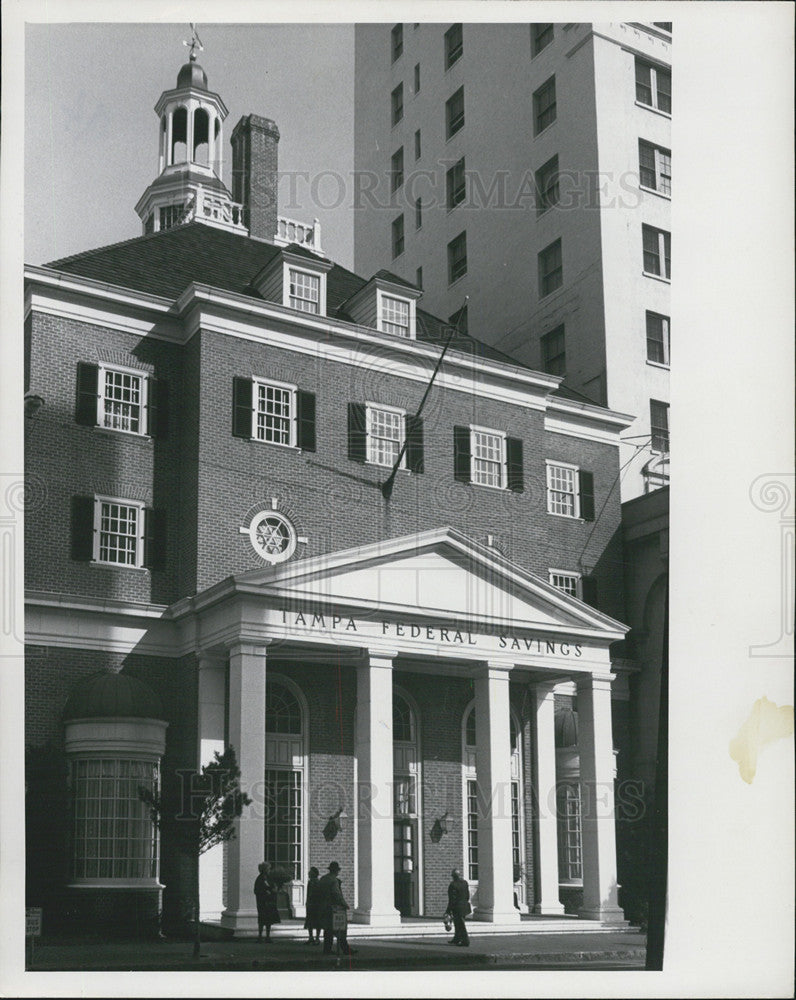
[193, 108, 209, 165]
[393, 690, 422, 916]
[171, 107, 187, 164]
[393, 695, 414, 743]
[264, 679, 306, 889]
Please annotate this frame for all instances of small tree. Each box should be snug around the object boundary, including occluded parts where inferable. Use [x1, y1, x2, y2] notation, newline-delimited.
[140, 745, 252, 957]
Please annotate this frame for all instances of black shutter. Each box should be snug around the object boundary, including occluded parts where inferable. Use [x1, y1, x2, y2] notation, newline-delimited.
[147, 378, 169, 438]
[579, 470, 595, 521]
[296, 391, 316, 452]
[581, 575, 598, 608]
[71, 496, 95, 561]
[143, 508, 167, 571]
[506, 437, 524, 492]
[232, 377, 253, 439]
[348, 402, 367, 462]
[75, 363, 98, 426]
[405, 414, 424, 473]
[453, 426, 471, 482]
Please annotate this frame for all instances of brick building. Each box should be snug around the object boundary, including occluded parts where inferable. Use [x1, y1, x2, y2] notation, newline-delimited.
[24, 51, 635, 935]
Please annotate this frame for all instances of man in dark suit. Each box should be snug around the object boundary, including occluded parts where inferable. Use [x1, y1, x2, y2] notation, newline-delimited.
[446, 868, 471, 946]
[318, 861, 357, 956]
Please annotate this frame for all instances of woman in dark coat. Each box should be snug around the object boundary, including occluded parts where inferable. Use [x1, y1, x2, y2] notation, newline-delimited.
[253, 861, 281, 942]
[303, 866, 323, 943]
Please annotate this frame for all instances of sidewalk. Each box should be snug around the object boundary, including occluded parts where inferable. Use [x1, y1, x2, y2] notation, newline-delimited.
[27, 928, 647, 972]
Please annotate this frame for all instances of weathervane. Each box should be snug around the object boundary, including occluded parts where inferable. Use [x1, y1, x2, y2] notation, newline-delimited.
[183, 23, 204, 62]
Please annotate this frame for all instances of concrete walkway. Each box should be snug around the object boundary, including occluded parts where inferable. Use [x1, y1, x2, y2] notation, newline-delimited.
[26, 926, 647, 972]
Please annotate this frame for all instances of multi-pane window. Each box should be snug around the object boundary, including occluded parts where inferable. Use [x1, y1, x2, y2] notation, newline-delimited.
[391, 147, 404, 192]
[646, 311, 671, 365]
[392, 213, 405, 258]
[415, 197, 423, 230]
[98, 500, 141, 566]
[539, 238, 563, 297]
[650, 399, 670, 453]
[635, 58, 671, 113]
[446, 157, 466, 210]
[533, 76, 557, 134]
[541, 324, 565, 375]
[549, 571, 581, 598]
[381, 295, 410, 338]
[448, 231, 467, 283]
[391, 83, 404, 126]
[288, 269, 320, 313]
[393, 696, 414, 742]
[393, 775, 417, 815]
[414, 62, 420, 93]
[159, 205, 186, 231]
[391, 23, 403, 62]
[102, 367, 144, 433]
[546, 462, 578, 517]
[367, 405, 405, 467]
[255, 380, 294, 446]
[446, 86, 465, 138]
[536, 154, 560, 214]
[416, 267, 423, 289]
[561, 783, 583, 881]
[639, 140, 671, 195]
[264, 769, 302, 881]
[466, 778, 479, 881]
[70, 758, 159, 880]
[472, 428, 505, 488]
[414, 129, 421, 160]
[444, 23, 463, 69]
[642, 225, 671, 278]
[266, 684, 302, 733]
[511, 781, 521, 879]
[531, 23, 554, 55]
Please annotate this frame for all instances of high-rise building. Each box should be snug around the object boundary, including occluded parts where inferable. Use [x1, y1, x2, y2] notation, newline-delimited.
[354, 22, 671, 500]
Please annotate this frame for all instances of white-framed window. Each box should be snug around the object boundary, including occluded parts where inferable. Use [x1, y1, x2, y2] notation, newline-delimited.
[638, 140, 671, 196]
[549, 570, 582, 599]
[546, 461, 579, 518]
[466, 778, 479, 882]
[94, 496, 145, 567]
[558, 782, 583, 882]
[635, 57, 671, 114]
[264, 678, 307, 885]
[471, 426, 506, 489]
[642, 224, 671, 279]
[367, 402, 406, 468]
[288, 268, 321, 314]
[99, 364, 148, 435]
[646, 311, 671, 365]
[69, 757, 160, 881]
[379, 293, 412, 338]
[650, 399, 670, 454]
[252, 378, 297, 447]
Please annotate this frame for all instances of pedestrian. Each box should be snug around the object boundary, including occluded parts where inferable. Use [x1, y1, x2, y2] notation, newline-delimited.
[253, 861, 281, 943]
[304, 866, 323, 944]
[318, 861, 357, 956]
[445, 867, 471, 946]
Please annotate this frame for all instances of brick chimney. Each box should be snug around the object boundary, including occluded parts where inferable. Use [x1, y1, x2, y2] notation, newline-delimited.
[230, 115, 280, 241]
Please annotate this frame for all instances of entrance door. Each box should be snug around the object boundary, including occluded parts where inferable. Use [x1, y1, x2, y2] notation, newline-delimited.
[393, 820, 416, 916]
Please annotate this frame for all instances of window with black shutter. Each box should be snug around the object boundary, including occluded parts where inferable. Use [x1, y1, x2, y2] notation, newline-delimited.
[143, 508, 167, 571]
[348, 402, 367, 462]
[232, 377, 253, 439]
[579, 471, 595, 522]
[147, 378, 169, 438]
[453, 425, 471, 482]
[405, 415, 424, 473]
[75, 363, 99, 426]
[71, 496, 95, 561]
[296, 391, 316, 452]
[506, 437, 524, 492]
[581, 575, 599, 608]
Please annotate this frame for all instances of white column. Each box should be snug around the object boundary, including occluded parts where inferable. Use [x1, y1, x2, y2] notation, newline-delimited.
[220, 641, 269, 932]
[352, 651, 401, 926]
[187, 102, 195, 165]
[473, 663, 520, 923]
[576, 673, 626, 922]
[533, 684, 565, 915]
[166, 110, 173, 168]
[197, 652, 226, 920]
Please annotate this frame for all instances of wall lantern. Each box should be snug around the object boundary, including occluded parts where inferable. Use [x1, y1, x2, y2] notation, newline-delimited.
[323, 807, 347, 842]
[430, 811, 450, 844]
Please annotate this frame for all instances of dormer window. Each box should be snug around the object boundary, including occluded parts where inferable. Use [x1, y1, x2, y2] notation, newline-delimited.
[289, 268, 321, 314]
[251, 249, 332, 317]
[342, 272, 422, 341]
[380, 294, 410, 338]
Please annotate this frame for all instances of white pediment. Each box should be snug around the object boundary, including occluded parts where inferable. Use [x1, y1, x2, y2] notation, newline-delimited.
[233, 527, 626, 638]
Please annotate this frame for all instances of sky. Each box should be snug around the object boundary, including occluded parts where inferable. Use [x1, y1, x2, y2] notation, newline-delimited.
[25, 22, 356, 267]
